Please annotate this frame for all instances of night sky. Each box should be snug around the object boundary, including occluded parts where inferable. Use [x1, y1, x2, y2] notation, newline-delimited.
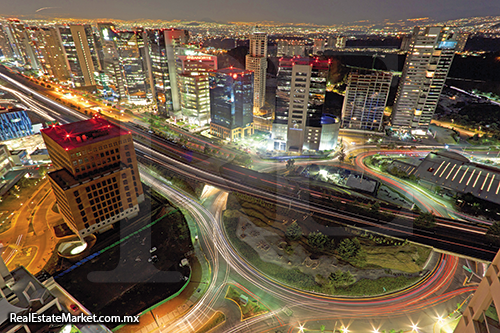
[3, 0, 500, 24]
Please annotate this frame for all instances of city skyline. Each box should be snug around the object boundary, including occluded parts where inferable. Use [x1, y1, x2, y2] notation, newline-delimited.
[1, 0, 500, 25]
[0, 5, 500, 333]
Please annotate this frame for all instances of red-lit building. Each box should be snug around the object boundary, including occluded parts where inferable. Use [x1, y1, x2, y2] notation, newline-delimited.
[41, 117, 144, 239]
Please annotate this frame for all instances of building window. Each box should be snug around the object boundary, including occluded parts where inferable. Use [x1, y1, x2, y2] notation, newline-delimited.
[76, 197, 82, 204]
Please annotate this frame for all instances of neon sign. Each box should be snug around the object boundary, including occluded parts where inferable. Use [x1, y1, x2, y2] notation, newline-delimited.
[186, 56, 213, 61]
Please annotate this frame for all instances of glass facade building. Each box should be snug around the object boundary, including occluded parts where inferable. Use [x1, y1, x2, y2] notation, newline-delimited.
[145, 29, 188, 116]
[0, 109, 33, 141]
[209, 68, 254, 141]
[341, 70, 392, 131]
[58, 25, 101, 87]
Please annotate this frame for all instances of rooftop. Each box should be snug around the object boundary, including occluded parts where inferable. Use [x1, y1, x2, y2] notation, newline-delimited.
[413, 151, 500, 205]
[214, 67, 253, 76]
[279, 56, 331, 69]
[41, 117, 129, 151]
[49, 162, 127, 190]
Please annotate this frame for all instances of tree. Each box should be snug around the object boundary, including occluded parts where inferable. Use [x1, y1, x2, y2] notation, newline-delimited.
[307, 231, 329, 252]
[338, 148, 346, 162]
[285, 222, 302, 241]
[337, 238, 361, 261]
[329, 270, 354, 288]
[285, 159, 295, 171]
[414, 212, 436, 229]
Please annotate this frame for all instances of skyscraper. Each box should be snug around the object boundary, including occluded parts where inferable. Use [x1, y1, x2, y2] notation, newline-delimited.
[341, 70, 392, 131]
[313, 38, 325, 54]
[3, 19, 39, 69]
[116, 30, 151, 103]
[335, 36, 347, 49]
[41, 117, 144, 239]
[209, 68, 254, 141]
[58, 25, 101, 87]
[245, 31, 268, 113]
[29, 27, 71, 82]
[391, 26, 456, 133]
[0, 24, 14, 59]
[145, 29, 189, 116]
[276, 37, 305, 57]
[96, 22, 125, 99]
[177, 52, 217, 125]
[272, 57, 336, 152]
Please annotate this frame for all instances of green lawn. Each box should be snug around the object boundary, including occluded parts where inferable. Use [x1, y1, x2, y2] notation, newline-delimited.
[223, 213, 425, 296]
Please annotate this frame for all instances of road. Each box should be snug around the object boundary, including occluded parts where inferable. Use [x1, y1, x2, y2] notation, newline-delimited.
[139, 166, 478, 333]
[0, 69, 492, 332]
[2, 69, 497, 259]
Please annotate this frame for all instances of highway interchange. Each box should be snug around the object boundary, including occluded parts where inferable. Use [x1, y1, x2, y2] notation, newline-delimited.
[0, 69, 495, 332]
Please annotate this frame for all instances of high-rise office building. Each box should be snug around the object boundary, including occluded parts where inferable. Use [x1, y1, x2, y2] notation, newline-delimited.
[400, 34, 413, 51]
[326, 36, 336, 50]
[0, 109, 33, 141]
[29, 27, 71, 82]
[326, 36, 347, 50]
[116, 30, 151, 103]
[209, 68, 254, 141]
[177, 52, 217, 125]
[96, 22, 124, 99]
[313, 38, 325, 54]
[58, 25, 101, 87]
[335, 36, 347, 49]
[0, 24, 14, 59]
[391, 26, 456, 133]
[145, 28, 189, 116]
[41, 117, 144, 239]
[96, 24, 150, 102]
[341, 70, 392, 131]
[3, 19, 39, 69]
[246, 31, 268, 113]
[276, 37, 305, 57]
[271, 57, 336, 152]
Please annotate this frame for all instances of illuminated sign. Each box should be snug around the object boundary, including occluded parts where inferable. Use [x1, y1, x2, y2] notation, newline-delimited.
[102, 29, 110, 41]
[186, 56, 214, 61]
[437, 41, 457, 49]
